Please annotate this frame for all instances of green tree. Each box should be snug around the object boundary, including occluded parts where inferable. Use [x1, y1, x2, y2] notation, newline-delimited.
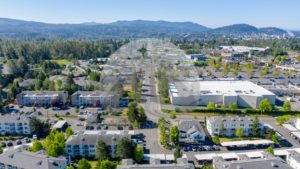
[228, 102, 238, 109]
[0, 143, 3, 154]
[282, 100, 291, 111]
[96, 160, 117, 169]
[29, 117, 50, 138]
[96, 140, 109, 161]
[30, 140, 43, 152]
[252, 116, 260, 137]
[43, 130, 65, 157]
[272, 134, 280, 144]
[170, 125, 179, 144]
[66, 166, 75, 169]
[78, 158, 91, 169]
[207, 102, 216, 110]
[212, 136, 220, 145]
[276, 115, 291, 126]
[259, 99, 272, 112]
[266, 146, 274, 155]
[235, 128, 244, 138]
[159, 119, 168, 147]
[65, 126, 74, 139]
[219, 122, 225, 136]
[116, 137, 134, 159]
[173, 146, 182, 160]
[134, 145, 144, 163]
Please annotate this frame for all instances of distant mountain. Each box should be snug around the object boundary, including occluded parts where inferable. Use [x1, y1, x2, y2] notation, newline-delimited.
[0, 18, 291, 39]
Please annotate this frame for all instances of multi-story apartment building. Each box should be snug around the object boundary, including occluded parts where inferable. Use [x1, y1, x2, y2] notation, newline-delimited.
[16, 91, 68, 107]
[71, 91, 119, 108]
[0, 115, 31, 135]
[206, 116, 263, 137]
[0, 149, 67, 169]
[65, 130, 133, 158]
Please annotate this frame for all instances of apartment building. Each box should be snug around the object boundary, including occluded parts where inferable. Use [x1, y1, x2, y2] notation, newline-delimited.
[287, 150, 300, 169]
[206, 116, 263, 137]
[0, 150, 67, 169]
[16, 91, 68, 107]
[71, 91, 119, 108]
[65, 130, 133, 158]
[0, 115, 31, 135]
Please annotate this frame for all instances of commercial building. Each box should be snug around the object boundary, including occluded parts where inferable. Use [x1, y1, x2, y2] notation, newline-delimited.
[178, 120, 206, 142]
[169, 80, 275, 108]
[71, 91, 119, 108]
[65, 130, 134, 158]
[206, 116, 263, 137]
[0, 150, 67, 169]
[117, 158, 194, 169]
[213, 153, 292, 169]
[16, 91, 68, 107]
[0, 115, 31, 135]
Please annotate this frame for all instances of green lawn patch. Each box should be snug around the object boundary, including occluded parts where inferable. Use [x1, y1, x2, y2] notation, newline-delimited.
[219, 137, 263, 143]
[50, 59, 72, 66]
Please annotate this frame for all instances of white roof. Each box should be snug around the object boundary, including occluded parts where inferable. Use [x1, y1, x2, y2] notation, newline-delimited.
[291, 131, 300, 139]
[143, 154, 165, 160]
[218, 152, 239, 159]
[52, 120, 67, 129]
[238, 151, 264, 158]
[195, 153, 217, 160]
[282, 124, 298, 132]
[165, 154, 174, 161]
[221, 139, 274, 147]
[170, 80, 274, 97]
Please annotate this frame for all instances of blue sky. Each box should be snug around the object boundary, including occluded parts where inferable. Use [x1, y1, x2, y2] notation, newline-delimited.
[0, 0, 299, 29]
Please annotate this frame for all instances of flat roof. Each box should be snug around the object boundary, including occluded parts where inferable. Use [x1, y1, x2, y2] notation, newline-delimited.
[83, 130, 135, 135]
[282, 124, 298, 132]
[291, 131, 300, 139]
[169, 80, 274, 97]
[221, 139, 274, 147]
[52, 120, 67, 129]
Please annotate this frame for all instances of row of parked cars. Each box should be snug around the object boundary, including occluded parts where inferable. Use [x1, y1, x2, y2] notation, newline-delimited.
[183, 145, 221, 152]
[1, 137, 31, 148]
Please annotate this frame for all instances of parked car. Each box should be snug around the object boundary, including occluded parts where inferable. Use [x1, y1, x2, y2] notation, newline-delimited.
[23, 137, 31, 143]
[7, 141, 13, 147]
[15, 140, 22, 145]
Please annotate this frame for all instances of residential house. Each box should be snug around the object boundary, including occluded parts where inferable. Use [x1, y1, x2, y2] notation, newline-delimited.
[16, 91, 68, 107]
[178, 120, 206, 142]
[206, 116, 263, 137]
[0, 150, 67, 169]
[0, 114, 31, 135]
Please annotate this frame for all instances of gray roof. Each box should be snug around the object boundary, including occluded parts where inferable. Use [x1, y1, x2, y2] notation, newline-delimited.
[19, 91, 67, 96]
[0, 150, 67, 169]
[213, 155, 292, 169]
[178, 120, 205, 135]
[288, 150, 300, 163]
[207, 116, 256, 124]
[66, 132, 130, 145]
[117, 158, 194, 169]
[72, 90, 114, 97]
[0, 114, 29, 123]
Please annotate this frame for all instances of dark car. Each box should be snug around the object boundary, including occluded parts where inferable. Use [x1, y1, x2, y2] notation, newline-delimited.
[7, 141, 13, 147]
[117, 126, 123, 130]
[15, 140, 22, 145]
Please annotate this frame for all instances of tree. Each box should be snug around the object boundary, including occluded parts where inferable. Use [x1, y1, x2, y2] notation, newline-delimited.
[228, 102, 238, 110]
[219, 122, 225, 136]
[170, 125, 179, 144]
[127, 102, 147, 128]
[96, 140, 109, 161]
[96, 160, 117, 169]
[159, 119, 168, 147]
[259, 99, 272, 112]
[77, 158, 91, 169]
[207, 102, 216, 110]
[0, 143, 3, 154]
[116, 137, 134, 159]
[66, 166, 75, 169]
[276, 115, 291, 126]
[212, 136, 220, 145]
[235, 128, 244, 138]
[134, 145, 144, 163]
[65, 126, 74, 139]
[173, 146, 182, 160]
[272, 134, 280, 144]
[252, 116, 260, 137]
[29, 117, 50, 138]
[138, 45, 147, 58]
[30, 140, 43, 152]
[266, 146, 274, 155]
[43, 130, 65, 157]
[282, 100, 291, 111]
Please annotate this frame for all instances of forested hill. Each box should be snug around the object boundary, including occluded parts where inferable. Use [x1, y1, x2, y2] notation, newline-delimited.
[0, 18, 294, 39]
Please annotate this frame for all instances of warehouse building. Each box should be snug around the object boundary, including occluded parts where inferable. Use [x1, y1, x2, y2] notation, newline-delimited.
[169, 80, 275, 108]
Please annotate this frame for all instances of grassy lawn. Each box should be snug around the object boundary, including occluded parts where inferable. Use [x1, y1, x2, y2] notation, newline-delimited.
[50, 59, 72, 66]
[219, 137, 263, 143]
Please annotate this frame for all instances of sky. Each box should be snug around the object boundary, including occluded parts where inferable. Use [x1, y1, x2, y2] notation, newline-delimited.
[0, 0, 299, 30]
